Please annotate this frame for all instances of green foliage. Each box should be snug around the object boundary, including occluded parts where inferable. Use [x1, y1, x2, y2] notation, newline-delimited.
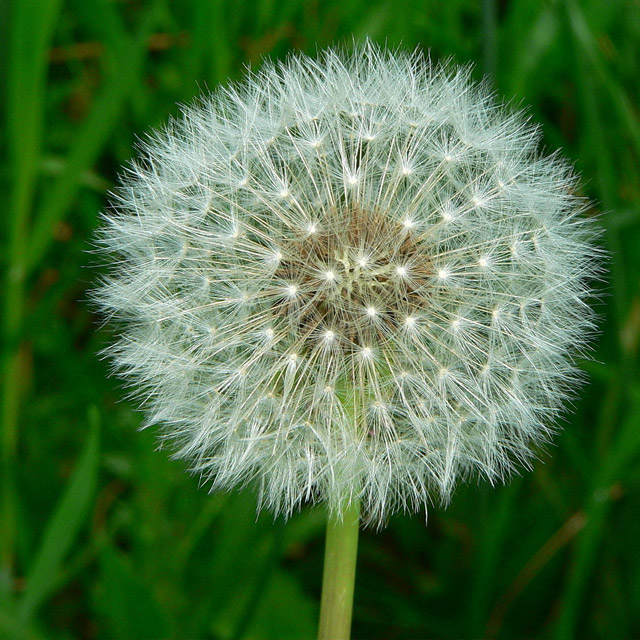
[19, 413, 99, 622]
[96, 543, 170, 639]
[1, 0, 639, 638]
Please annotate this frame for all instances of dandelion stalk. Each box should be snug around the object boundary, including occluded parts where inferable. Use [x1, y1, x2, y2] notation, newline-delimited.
[318, 497, 360, 640]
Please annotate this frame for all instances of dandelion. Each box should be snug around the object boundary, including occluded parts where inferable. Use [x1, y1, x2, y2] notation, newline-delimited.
[95, 41, 599, 639]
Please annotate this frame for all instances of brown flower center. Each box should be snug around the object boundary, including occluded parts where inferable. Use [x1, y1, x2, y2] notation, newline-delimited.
[274, 205, 432, 346]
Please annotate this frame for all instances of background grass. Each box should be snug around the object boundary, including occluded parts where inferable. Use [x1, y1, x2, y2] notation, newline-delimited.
[1, 0, 639, 638]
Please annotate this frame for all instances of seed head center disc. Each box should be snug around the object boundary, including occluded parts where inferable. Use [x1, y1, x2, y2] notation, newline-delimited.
[275, 205, 431, 346]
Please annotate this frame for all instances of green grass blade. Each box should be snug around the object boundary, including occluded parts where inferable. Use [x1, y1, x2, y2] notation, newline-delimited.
[18, 413, 100, 621]
[468, 483, 520, 634]
[2, 0, 62, 581]
[565, 0, 640, 159]
[96, 543, 169, 639]
[187, 0, 232, 91]
[561, 0, 625, 328]
[482, 0, 497, 78]
[500, 4, 558, 99]
[554, 384, 640, 639]
[25, 3, 159, 275]
[5, 0, 62, 256]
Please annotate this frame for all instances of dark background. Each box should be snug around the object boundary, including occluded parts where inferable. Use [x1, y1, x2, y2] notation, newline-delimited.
[2, 1, 639, 638]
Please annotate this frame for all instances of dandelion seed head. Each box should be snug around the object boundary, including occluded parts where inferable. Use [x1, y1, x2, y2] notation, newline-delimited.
[95, 41, 600, 527]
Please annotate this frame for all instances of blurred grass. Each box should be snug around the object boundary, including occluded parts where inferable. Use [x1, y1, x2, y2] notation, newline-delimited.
[1, 0, 639, 638]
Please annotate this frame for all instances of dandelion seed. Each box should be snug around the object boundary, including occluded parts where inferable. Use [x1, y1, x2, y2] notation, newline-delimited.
[360, 347, 373, 359]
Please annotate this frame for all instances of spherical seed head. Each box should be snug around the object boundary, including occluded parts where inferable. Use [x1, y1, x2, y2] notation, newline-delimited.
[95, 41, 600, 526]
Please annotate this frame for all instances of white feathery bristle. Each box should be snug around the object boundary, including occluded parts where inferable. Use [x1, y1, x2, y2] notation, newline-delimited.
[94, 41, 601, 527]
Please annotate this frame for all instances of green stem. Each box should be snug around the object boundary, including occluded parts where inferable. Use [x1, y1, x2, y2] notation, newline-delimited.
[317, 498, 360, 640]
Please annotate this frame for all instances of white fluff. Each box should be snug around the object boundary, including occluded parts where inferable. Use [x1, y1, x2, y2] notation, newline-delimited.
[95, 42, 600, 526]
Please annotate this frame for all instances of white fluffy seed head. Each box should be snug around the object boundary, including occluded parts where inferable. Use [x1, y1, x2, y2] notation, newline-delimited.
[94, 41, 601, 527]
